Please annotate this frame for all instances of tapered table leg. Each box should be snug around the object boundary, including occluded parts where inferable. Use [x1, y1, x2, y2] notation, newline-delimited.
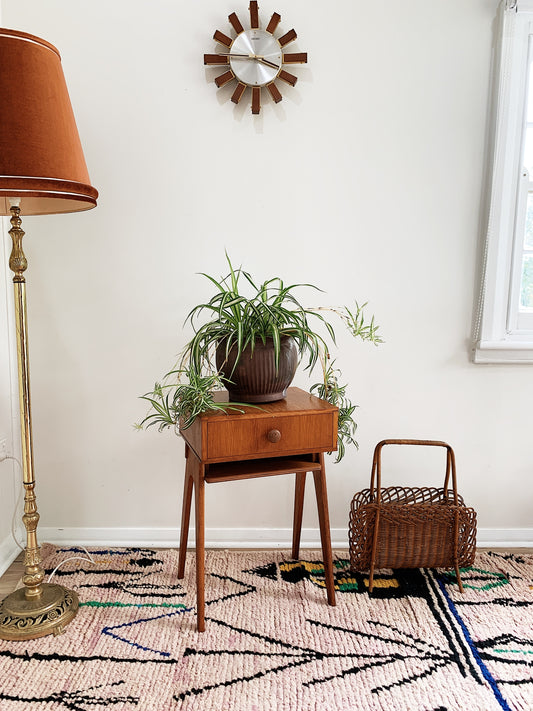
[177, 447, 194, 579]
[313, 455, 336, 606]
[194, 465, 206, 632]
[292, 471, 306, 559]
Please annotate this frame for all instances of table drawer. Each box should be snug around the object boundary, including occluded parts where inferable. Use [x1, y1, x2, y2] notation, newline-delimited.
[206, 411, 336, 461]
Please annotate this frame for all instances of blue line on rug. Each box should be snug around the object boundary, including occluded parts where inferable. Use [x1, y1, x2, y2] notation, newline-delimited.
[81, 601, 187, 609]
[102, 607, 192, 658]
[423, 569, 480, 682]
[437, 577, 513, 711]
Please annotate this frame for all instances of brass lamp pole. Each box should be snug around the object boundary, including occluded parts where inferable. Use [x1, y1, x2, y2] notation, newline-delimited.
[0, 201, 79, 639]
[0, 28, 98, 640]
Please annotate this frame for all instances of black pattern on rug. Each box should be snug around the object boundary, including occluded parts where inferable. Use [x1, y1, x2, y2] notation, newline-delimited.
[0, 546, 531, 710]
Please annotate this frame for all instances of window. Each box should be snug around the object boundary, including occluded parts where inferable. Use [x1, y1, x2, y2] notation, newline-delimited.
[509, 44, 533, 330]
[474, 0, 533, 362]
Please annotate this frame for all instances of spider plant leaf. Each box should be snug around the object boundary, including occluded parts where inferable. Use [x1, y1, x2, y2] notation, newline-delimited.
[242, 269, 259, 292]
[271, 324, 281, 368]
[197, 272, 228, 294]
[226, 254, 242, 294]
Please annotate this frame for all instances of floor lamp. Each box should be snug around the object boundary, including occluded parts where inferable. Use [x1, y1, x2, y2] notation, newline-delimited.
[0, 28, 98, 640]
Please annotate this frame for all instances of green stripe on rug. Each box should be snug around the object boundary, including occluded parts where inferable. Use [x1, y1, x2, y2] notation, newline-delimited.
[0, 545, 530, 711]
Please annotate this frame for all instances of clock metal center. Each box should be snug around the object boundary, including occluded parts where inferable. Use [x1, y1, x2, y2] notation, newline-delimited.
[230, 29, 282, 87]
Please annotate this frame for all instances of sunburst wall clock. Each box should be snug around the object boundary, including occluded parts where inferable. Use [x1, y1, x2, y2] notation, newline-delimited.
[203, 1, 308, 114]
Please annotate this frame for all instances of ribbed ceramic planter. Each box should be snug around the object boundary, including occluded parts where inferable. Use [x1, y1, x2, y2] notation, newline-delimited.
[215, 335, 298, 403]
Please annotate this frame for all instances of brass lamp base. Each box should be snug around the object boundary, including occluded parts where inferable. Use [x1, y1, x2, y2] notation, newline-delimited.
[0, 583, 79, 641]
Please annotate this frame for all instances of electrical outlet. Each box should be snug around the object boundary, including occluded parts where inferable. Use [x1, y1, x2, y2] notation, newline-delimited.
[0, 438, 7, 462]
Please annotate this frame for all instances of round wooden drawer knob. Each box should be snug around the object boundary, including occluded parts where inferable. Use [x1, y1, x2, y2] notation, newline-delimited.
[267, 429, 282, 443]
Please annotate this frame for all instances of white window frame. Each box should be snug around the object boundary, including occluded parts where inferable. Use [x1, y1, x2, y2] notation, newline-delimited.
[474, 0, 533, 363]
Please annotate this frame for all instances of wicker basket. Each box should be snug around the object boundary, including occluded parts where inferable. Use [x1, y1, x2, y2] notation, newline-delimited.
[349, 439, 476, 593]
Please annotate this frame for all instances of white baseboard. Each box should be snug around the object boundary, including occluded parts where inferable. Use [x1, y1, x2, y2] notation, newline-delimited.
[1, 528, 531, 578]
[38, 526, 533, 550]
[476, 528, 533, 548]
[39, 527, 348, 549]
[0, 533, 21, 578]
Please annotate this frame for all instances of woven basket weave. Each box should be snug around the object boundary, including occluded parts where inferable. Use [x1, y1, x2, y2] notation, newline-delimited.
[349, 440, 477, 593]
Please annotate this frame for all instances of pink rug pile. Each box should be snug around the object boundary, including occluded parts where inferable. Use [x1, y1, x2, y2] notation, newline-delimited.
[0, 545, 532, 710]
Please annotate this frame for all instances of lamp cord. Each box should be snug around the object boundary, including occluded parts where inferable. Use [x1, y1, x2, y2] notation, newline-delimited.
[1, 454, 96, 580]
[47, 547, 95, 583]
[3, 455, 25, 551]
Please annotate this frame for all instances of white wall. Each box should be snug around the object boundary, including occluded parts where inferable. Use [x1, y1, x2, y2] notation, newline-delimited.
[0, 1, 21, 574]
[1, 0, 531, 548]
[0, 208, 20, 572]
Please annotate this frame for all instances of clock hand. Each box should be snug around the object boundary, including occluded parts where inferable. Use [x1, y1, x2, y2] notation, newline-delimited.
[214, 52, 254, 58]
[253, 56, 280, 70]
[214, 50, 280, 68]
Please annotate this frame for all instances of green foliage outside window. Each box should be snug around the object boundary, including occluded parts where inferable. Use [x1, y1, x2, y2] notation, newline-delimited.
[521, 255, 533, 309]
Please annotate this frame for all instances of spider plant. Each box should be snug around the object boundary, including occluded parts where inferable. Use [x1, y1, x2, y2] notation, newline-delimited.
[137, 370, 245, 431]
[311, 362, 358, 463]
[186, 260, 332, 376]
[137, 255, 382, 460]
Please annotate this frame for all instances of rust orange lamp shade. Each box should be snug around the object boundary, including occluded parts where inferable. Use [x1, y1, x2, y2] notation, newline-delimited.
[0, 28, 98, 640]
[0, 28, 97, 214]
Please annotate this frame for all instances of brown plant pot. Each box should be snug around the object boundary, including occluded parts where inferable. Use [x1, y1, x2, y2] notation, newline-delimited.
[215, 335, 298, 403]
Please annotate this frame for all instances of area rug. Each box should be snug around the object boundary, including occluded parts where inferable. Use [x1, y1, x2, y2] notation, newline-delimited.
[0, 546, 532, 710]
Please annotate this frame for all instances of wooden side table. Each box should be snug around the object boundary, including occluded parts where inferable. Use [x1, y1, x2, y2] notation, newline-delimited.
[177, 387, 338, 631]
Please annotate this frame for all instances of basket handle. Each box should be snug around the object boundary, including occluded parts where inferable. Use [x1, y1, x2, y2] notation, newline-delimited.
[369, 439, 459, 504]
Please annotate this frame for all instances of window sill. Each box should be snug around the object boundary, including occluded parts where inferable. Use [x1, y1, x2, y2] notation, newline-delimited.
[473, 340, 533, 364]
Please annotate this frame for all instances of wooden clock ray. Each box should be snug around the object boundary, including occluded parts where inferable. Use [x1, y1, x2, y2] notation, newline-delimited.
[204, 1, 308, 114]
